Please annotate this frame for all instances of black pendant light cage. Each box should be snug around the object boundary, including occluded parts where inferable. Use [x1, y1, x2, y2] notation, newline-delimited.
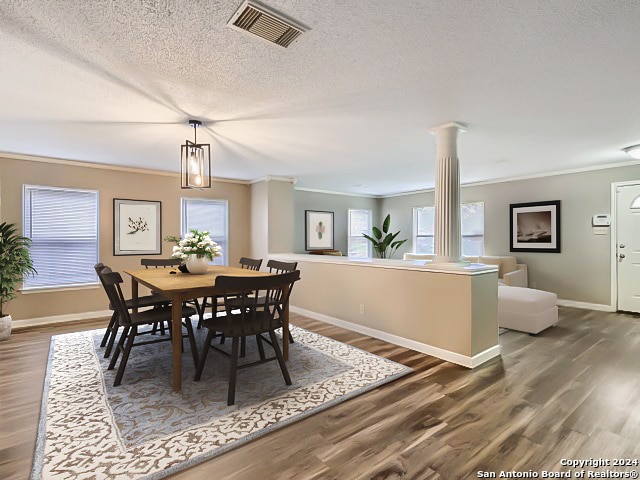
[181, 120, 212, 189]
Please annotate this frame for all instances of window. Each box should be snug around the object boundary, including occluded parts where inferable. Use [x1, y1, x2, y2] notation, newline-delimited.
[23, 185, 99, 289]
[461, 202, 484, 256]
[413, 206, 435, 255]
[181, 198, 228, 266]
[413, 202, 484, 256]
[348, 209, 372, 258]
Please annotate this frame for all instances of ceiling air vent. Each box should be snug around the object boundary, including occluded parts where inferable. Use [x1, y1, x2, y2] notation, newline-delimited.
[228, 1, 306, 48]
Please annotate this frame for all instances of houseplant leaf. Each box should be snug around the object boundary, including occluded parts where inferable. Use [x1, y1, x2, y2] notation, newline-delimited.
[382, 214, 391, 234]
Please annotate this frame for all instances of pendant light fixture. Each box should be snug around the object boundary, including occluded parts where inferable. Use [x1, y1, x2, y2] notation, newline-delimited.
[181, 119, 211, 189]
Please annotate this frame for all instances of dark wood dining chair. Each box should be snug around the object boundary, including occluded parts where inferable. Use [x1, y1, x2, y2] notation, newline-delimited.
[100, 267, 199, 387]
[239, 257, 263, 271]
[95, 263, 169, 358]
[266, 259, 298, 274]
[200, 256, 264, 332]
[195, 271, 300, 405]
[266, 260, 298, 344]
[142, 258, 205, 326]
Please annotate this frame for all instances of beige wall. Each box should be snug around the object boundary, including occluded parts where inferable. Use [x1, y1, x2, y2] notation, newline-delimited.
[0, 156, 252, 320]
[268, 180, 294, 254]
[250, 179, 295, 260]
[289, 259, 498, 358]
[381, 164, 640, 305]
[250, 181, 269, 261]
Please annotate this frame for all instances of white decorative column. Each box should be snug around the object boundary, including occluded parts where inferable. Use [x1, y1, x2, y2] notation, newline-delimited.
[430, 122, 466, 264]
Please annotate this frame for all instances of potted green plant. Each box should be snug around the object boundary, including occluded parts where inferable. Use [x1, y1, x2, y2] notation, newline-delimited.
[0, 222, 36, 340]
[362, 214, 407, 259]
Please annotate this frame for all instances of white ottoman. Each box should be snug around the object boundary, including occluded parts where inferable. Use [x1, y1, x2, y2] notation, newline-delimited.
[498, 286, 558, 334]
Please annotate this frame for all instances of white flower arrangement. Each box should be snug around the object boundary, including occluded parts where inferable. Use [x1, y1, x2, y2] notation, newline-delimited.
[166, 229, 222, 261]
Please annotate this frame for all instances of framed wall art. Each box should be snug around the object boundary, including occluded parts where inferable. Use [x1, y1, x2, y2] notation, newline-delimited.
[305, 210, 334, 251]
[510, 200, 561, 253]
[113, 198, 162, 255]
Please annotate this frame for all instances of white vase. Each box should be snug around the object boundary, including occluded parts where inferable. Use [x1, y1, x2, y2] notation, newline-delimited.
[0, 315, 11, 341]
[185, 254, 209, 274]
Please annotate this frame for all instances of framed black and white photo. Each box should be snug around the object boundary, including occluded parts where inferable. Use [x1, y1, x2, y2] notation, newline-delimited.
[510, 200, 561, 253]
[114, 199, 162, 255]
[305, 210, 334, 251]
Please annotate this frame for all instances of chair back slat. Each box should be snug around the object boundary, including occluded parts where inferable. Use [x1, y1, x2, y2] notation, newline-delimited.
[99, 268, 133, 326]
[239, 257, 263, 271]
[141, 258, 182, 269]
[267, 259, 298, 274]
[217, 271, 300, 333]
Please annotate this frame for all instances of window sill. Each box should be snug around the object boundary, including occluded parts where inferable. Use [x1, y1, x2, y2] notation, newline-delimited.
[20, 284, 100, 295]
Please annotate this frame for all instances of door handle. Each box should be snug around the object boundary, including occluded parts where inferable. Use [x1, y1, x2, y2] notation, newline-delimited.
[619, 244, 625, 248]
[619, 253, 626, 259]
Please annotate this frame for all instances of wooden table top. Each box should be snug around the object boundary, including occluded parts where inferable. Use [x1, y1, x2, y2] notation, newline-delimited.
[124, 265, 269, 294]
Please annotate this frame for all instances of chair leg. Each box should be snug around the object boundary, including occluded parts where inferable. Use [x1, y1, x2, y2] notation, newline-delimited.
[193, 298, 204, 324]
[240, 337, 246, 358]
[197, 298, 208, 330]
[108, 325, 129, 370]
[104, 312, 122, 358]
[228, 337, 240, 406]
[256, 334, 266, 360]
[184, 317, 199, 368]
[269, 330, 292, 386]
[194, 328, 216, 381]
[159, 319, 166, 336]
[100, 312, 117, 347]
[288, 331, 295, 344]
[114, 326, 137, 387]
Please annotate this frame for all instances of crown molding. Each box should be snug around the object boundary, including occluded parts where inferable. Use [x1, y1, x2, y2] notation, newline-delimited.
[294, 186, 381, 198]
[249, 176, 297, 185]
[0, 151, 251, 185]
[381, 159, 640, 198]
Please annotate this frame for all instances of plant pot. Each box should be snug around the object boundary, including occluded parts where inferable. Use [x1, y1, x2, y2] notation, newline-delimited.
[185, 254, 209, 275]
[0, 315, 11, 341]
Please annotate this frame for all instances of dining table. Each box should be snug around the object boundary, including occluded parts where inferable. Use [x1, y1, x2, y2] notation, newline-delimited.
[124, 265, 291, 392]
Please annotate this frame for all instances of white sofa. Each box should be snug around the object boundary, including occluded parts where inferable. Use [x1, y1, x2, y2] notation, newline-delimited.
[403, 254, 528, 288]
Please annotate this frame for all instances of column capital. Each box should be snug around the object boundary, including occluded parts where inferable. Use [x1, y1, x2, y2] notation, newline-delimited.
[428, 122, 467, 135]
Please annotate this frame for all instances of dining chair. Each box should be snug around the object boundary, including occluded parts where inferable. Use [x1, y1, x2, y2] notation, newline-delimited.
[100, 267, 199, 387]
[200, 256, 264, 331]
[266, 260, 298, 344]
[142, 258, 205, 326]
[266, 259, 298, 274]
[239, 257, 263, 271]
[194, 270, 300, 405]
[95, 263, 169, 358]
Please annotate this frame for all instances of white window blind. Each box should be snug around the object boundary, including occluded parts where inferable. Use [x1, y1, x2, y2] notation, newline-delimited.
[181, 198, 228, 266]
[23, 185, 99, 289]
[413, 202, 484, 256]
[348, 209, 372, 258]
[461, 202, 484, 256]
[413, 206, 435, 255]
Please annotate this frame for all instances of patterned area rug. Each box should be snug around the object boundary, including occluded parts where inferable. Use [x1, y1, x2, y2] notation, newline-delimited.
[32, 324, 412, 480]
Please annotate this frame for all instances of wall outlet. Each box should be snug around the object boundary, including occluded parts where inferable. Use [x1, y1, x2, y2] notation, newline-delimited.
[359, 304, 365, 315]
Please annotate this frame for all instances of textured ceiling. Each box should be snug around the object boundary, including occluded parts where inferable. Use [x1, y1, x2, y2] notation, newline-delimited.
[0, 0, 639, 195]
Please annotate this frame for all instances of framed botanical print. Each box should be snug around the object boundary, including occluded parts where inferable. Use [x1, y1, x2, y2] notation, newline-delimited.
[113, 198, 162, 255]
[305, 210, 334, 251]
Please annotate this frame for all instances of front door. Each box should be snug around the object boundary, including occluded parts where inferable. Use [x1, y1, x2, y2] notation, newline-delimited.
[616, 183, 640, 313]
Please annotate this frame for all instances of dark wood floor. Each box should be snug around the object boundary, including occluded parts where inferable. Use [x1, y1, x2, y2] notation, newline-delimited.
[2, 307, 640, 479]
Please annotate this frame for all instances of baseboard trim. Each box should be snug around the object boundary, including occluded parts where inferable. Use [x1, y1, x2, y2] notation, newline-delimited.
[290, 306, 501, 368]
[556, 299, 615, 312]
[12, 310, 112, 331]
